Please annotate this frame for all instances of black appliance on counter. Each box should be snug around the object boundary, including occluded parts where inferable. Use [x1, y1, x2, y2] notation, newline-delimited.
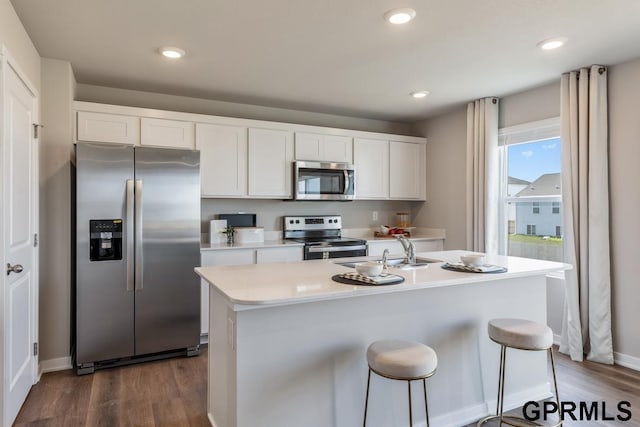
[218, 213, 257, 228]
[283, 215, 367, 260]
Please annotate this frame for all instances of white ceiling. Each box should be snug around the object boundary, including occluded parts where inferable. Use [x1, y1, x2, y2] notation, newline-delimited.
[11, 0, 640, 122]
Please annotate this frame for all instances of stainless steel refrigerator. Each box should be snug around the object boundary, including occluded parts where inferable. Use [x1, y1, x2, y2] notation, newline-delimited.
[73, 142, 201, 374]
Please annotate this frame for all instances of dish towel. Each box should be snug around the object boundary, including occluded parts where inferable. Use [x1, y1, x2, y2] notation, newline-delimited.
[441, 262, 507, 273]
[337, 272, 404, 285]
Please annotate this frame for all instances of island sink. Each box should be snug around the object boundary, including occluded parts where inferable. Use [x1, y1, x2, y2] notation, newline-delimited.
[334, 257, 442, 269]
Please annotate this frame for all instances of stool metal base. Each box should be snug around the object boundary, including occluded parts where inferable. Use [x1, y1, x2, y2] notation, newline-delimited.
[477, 346, 562, 427]
[363, 367, 434, 427]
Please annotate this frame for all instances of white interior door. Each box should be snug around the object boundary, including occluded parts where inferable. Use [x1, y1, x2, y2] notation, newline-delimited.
[1, 51, 39, 426]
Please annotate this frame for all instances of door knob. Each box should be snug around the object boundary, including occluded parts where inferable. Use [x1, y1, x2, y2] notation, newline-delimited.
[6, 263, 24, 275]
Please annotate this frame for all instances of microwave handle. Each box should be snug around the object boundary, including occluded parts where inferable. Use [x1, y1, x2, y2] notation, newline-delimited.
[344, 170, 350, 194]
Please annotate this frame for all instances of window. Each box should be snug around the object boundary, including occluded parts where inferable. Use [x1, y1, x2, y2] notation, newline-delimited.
[499, 118, 563, 262]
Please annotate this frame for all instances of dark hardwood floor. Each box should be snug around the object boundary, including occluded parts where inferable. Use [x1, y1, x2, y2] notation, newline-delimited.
[14, 347, 209, 427]
[15, 346, 640, 426]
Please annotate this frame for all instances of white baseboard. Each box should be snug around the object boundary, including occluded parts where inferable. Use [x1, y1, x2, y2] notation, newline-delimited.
[553, 334, 561, 346]
[614, 351, 640, 371]
[208, 413, 216, 427]
[38, 356, 72, 378]
[200, 333, 209, 345]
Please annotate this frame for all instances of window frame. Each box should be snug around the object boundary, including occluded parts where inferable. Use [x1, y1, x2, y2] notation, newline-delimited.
[498, 117, 561, 255]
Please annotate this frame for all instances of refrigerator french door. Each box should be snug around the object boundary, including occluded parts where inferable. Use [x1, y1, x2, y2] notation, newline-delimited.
[74, 143, 201, 374]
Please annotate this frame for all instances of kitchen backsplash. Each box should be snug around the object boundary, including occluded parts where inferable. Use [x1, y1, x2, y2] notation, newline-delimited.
[201, 199, 423, 234]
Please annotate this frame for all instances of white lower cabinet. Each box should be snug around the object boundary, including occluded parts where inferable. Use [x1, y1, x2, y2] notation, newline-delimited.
[367, 239, 444, 257]
[200, 250, 255, 335]
[200, 246, 303, 335]
[256, 246, 303, 263]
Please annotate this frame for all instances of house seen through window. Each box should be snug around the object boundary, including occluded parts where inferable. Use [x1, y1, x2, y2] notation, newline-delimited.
[499, 118, 562, 262]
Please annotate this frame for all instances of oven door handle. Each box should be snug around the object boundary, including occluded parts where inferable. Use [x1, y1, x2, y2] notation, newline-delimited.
[308, 245, 367, 253]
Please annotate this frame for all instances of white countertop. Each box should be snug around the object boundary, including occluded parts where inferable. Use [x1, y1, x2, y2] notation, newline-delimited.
[195, 250, 570, 310]
[201, 240, 304, 251]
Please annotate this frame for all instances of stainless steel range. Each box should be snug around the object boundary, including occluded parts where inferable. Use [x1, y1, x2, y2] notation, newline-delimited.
[283, 215, 367, 260]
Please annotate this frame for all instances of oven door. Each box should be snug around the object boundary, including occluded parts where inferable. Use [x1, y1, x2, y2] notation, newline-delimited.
[294, 161, 355, 201]
[304, 244, 367, 260]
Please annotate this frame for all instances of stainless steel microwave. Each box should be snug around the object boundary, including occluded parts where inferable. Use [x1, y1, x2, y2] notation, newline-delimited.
[293, 161, 355, 201]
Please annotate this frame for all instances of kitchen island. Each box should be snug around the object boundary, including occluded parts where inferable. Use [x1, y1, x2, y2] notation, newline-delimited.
[195, 251, 569, 427]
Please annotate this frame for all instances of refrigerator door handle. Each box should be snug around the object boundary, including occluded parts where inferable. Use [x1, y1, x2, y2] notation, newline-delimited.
[135, 179, 144, 290]
[126, 179, 135, 291]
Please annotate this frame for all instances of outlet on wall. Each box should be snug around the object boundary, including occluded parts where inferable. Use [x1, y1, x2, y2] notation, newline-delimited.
[372, 211, 378, 221]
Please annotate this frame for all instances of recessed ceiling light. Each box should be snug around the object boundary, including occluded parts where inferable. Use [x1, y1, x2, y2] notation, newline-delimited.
[536, 37, 567, 50]
[159, 47, 186, 59]
[384, 8, 416, 24]
[411, 90, 429, 99]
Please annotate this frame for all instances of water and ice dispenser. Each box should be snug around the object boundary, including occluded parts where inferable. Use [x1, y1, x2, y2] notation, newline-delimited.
[89, 219, 123, 261]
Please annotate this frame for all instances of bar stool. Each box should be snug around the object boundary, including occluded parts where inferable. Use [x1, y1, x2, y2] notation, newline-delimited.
[478, 318, 561, 427]
[363, 340, 438, 427]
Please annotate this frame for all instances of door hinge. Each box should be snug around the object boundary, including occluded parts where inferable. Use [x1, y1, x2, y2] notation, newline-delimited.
[34, 233, 38, 248]
[33, 342, 38, 356]
[33, 123, 43, 139]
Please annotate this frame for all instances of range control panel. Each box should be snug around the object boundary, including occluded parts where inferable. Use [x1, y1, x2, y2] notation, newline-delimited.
[283, 215, 342, 232]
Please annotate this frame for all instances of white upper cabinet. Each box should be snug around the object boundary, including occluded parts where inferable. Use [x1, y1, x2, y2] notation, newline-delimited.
[389, 141, 426, 200]
[196, 123, 248, 197]
[140, 118, 194, 149]
[295, 132, 353, 163]
[77, 111, 140, 145]
[248, 128, 294, 198]
[354, 138, 389, 199]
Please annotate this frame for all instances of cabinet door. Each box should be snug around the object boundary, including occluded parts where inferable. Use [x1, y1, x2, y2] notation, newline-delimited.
[200, 249, 255, 335]
[248, 128, 294, 198]
[324, 135, 353, 163]
[390, 141, 426, 200]
[141, 118, 195, 149]
[256, 246, 303, 263]
[413, 240, 444, 252]
[295, 132, 323, 161]
[196, 123, 247, 197]
[77, 111, 140, 145]
[295, 133, 353, 163]
[354, 138, 389, 199]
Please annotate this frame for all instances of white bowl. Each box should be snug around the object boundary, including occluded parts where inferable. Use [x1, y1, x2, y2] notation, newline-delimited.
[356, 261, 384, 277]
[461, 254, 486, 267]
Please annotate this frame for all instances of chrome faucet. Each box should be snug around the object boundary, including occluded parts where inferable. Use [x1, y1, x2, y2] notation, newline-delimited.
[395, 235, 416, 264]
[381, 248, 390, 270]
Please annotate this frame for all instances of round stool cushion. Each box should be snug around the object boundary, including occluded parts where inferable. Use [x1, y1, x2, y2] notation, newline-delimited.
[367, 340, 437, 380]
[488, 318, 553, 350]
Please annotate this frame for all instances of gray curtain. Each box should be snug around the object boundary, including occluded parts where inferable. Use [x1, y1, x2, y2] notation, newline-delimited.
[559, 65, 613, 364]
[466, 97, 500, 253]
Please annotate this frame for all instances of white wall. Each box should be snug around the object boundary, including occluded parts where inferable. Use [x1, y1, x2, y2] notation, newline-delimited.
[0, 0, 40, 91]
[412, 63, 640, 363]
[76, 84, 416, 136]
[39, 59, 76, 363]
[608, 57, 640, 361]
[412, 107, 467, 250]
